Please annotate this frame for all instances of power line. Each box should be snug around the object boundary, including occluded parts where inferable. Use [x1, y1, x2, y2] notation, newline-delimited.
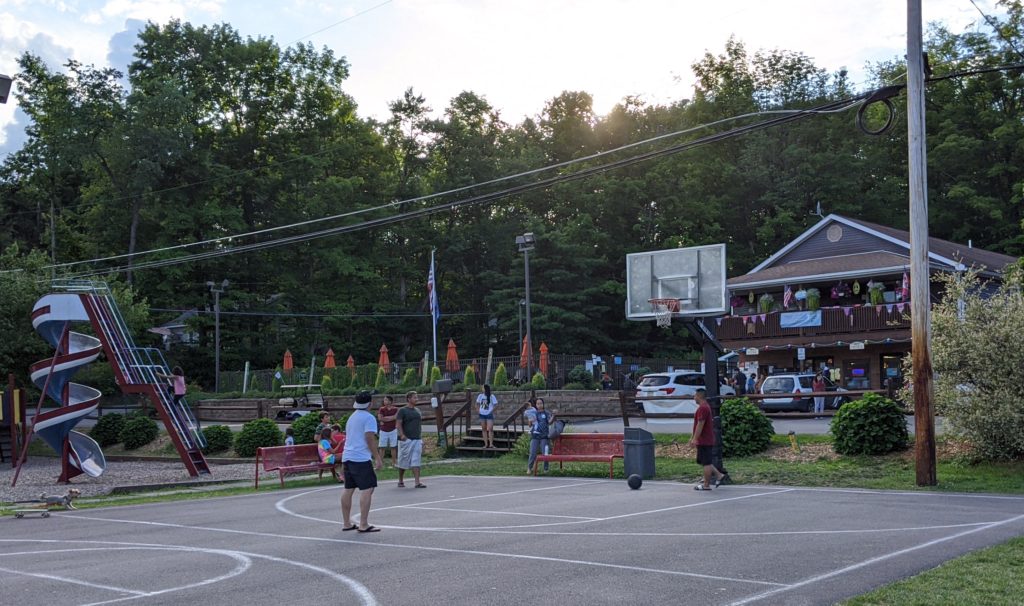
[62, 96, 867, 279]
[150, 307, 490, 319]
[31, 102, 865, 273]
[285, 0, 394, 46]
[968, 0, 1024, 61]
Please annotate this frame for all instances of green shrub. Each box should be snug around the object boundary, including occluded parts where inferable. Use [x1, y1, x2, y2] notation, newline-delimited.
[375, 366, 388, 388]
[248, 372, 259, 392]
[494, 363, 509, 386]
[831, 393, 908, 455]
[563, 382, 586, 390]
[291, 412, 322, 444]
[90, 413, 125, 447]
[234, 418, 283, 457]
[720, 398, 774, 457]
[464, 366, 477, 387]
[120, 415, 159, 450]
[201, 425, 234, 454]
[531, 372, 546, 389]
[321, 374, 333, 390]
[400, 368, 418, 388]
[567, 365, 595, 389]
[430, 365, 442, 385]
[511, 432, 531, 458]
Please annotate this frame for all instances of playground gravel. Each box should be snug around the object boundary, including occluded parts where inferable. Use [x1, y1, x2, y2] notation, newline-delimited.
[0, 457, 254, 504]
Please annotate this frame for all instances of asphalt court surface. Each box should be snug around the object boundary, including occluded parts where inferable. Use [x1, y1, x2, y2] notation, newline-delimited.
[3, 476, 1023, 605]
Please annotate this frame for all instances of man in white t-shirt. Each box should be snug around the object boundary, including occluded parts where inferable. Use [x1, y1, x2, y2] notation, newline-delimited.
[341, 390, 384, 533]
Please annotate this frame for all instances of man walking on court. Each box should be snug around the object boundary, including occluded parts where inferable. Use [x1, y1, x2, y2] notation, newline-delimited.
[397, 391, 426, 488]
[341, 390, 384, 533]
[689, 388, 727, 491]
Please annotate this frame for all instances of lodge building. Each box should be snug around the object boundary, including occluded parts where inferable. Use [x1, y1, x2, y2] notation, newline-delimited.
[718, 214, 1017, 389]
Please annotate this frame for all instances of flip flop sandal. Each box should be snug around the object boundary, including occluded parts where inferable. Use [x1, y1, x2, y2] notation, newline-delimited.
[694, 484, 712, 491]
[342, 524, 358, 531]
[415, 484, 427, 488]
[396, 483, 405, 487]
[357, 526, 381, 533]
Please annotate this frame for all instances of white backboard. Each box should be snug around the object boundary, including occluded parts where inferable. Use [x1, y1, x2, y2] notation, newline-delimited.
[626, 243, 727, 320]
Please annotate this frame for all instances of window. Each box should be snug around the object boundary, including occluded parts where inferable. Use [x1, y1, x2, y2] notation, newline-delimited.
[639, 376, 669, 387]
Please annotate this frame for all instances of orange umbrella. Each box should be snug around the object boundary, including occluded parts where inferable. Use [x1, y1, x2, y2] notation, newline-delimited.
[324, 348, 336, 369]
[283, 350, 293, 371]
[346, 354, 356, 376]
[378, 344, 390, 368]
[539, 342, 549, 376]
[519, 335, 532, 369]
[445, 339, 460, 372]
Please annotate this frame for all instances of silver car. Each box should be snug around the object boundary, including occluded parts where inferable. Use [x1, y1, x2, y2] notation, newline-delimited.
[759, 374, 848, 412]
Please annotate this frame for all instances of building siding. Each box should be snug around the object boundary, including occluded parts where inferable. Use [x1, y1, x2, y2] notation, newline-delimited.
[772, 221, 907, 267]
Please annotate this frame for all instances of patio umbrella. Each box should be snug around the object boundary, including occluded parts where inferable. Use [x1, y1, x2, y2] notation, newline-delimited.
[519, 335, 532, 369]
[378, 344, 390, 368]
[283, 350, 293, 371]
[346, 354, 356, 376]
[324, 348, 336, 368]
[539, 342, 549, 376]
[445, 339, 460, 372]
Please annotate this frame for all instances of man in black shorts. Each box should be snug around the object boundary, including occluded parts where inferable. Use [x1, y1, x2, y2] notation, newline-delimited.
[689, 388, 727, 491]
[341, 391, 384, 532]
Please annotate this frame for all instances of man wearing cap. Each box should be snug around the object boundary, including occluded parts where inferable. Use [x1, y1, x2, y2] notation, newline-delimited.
[341, 390, 384, 533]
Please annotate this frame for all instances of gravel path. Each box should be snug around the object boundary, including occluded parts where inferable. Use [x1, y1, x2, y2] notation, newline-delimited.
[0, 457, 255, 504]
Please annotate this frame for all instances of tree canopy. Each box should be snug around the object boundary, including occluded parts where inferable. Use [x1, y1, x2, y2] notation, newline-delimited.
[2, 12, 1023, 388]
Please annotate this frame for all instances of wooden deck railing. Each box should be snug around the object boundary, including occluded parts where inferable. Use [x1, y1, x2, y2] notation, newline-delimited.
[716, 304, 911, 340]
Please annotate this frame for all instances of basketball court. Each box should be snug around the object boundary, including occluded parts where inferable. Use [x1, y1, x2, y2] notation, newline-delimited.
[3, 475, 1023, 605]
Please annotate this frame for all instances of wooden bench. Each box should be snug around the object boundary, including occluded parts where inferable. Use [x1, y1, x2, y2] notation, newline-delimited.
[254, 439, 344, 488]
[533, 433, 624, 479]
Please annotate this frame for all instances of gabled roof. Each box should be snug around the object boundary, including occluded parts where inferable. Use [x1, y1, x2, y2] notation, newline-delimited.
[843, 217, 1017, 274]
[731, 214, 1016, 289]
[148, 310, 198, 336]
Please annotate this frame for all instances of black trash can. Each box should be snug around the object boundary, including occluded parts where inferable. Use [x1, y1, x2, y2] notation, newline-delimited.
[623, 427, 656, 479]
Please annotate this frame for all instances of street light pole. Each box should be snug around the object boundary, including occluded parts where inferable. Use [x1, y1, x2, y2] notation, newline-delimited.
[516, 233, 536, 378]
[207, 279, 229, 393]
[517, 299, 524, 351]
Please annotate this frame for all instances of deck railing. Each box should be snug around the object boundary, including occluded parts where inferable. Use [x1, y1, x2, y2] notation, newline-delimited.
[716, 304, 911, 341]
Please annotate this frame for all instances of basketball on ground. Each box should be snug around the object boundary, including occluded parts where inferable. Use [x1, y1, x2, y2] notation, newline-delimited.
[627, 474, 642, 490]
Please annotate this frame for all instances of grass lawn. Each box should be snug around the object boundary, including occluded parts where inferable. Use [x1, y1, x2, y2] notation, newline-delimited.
[841, 536, 1024, 606]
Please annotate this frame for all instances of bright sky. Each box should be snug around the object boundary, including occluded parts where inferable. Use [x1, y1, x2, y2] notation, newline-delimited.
[0, 0, 1001, 159]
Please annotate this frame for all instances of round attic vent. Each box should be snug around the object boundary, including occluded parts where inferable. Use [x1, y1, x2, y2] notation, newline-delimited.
[826, 224, 843, 243]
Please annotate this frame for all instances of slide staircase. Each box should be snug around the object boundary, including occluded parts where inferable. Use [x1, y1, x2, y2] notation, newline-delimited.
[30, 280, 209, 480]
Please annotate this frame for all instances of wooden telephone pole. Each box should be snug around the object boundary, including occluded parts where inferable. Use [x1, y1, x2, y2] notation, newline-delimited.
[907, 0, 937, 486]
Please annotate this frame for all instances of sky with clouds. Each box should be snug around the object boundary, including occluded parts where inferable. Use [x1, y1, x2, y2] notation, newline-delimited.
[0, 0, 1002, 160]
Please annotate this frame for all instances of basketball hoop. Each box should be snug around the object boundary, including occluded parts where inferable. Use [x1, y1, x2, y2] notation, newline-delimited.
[649, 298, 681, 328]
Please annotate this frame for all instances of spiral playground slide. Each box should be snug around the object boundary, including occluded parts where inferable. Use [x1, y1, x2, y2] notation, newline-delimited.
[29, 293, 107, 479]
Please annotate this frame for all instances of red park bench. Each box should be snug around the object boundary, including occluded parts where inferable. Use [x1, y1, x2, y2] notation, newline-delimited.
[254, 437, 344, 489]
[533, 433, 624, 479]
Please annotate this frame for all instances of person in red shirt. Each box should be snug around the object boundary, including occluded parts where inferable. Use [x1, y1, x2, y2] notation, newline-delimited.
[376, 395, 399, 466]
[689, 388, 728, 491]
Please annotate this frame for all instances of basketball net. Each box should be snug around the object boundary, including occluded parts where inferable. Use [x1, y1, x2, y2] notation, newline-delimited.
[649, 298, 681, 328]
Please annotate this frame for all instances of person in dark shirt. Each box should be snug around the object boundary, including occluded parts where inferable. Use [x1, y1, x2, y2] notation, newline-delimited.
[527, 398, 555, 474]
[689, 389, 727, 491]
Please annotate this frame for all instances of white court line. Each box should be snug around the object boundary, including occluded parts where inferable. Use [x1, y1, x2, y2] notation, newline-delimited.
[364, 519, 1002, 537]
[399, 505, 600, 520]
[727, 512, 1024, 605]
[0, 539, 377, 606]
[778, 485, 1024, 499]
[283, 487, 795, 531]
[66, 514, 788, 588]
[0, 565, 148, 597]
[0, 542, 250, 605]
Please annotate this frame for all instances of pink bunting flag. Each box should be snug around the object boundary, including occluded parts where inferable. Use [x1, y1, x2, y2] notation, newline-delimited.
[897, 303, 906, 313]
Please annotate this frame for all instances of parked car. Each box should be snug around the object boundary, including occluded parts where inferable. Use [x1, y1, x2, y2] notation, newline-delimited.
[759, 374, 848, 412]
[636, 370, 736, 415]
[276, 409, 316, 421]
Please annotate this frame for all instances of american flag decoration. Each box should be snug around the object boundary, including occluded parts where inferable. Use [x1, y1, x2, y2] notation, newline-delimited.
[783, 284, 793, 309]
[900, 272, 910, 301]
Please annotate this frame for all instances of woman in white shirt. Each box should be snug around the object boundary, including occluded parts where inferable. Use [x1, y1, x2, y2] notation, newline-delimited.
[476, 384, 498, 448]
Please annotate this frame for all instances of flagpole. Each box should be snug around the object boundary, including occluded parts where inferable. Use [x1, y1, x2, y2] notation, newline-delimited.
[431, 248, 438, 370]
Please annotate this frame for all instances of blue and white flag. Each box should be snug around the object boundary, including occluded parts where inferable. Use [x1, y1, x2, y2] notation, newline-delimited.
[428, 253, 440, 325]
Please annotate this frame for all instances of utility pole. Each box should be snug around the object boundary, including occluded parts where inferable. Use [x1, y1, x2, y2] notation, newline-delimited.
[207, 280, 229, 393]
[907, 0, 937, 486]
